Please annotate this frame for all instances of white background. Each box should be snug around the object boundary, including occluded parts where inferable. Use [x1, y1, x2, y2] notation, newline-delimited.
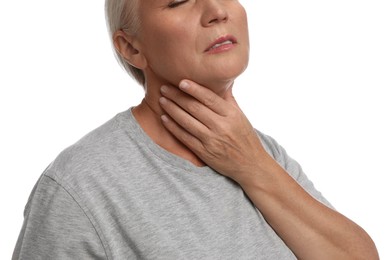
[1, 0, 389, 258]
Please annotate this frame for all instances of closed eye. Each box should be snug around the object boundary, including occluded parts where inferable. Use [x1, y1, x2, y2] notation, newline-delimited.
[168, 0, 189, 8]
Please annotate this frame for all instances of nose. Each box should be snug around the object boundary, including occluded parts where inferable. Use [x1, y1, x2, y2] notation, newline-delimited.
[201, 0, 229, 27]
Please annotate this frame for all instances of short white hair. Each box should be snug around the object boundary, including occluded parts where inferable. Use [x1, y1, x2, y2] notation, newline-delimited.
[105, 0, 145, 86]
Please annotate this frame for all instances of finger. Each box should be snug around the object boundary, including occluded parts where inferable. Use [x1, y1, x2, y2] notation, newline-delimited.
[160, 85, 220, 128]
[159, 95, 210, 141]
[178, 80, 230, 116]
[160, 114, 205, 155]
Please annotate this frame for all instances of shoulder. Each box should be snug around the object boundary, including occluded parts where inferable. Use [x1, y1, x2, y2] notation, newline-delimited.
[255, 130, 288, 163]
[256, 129, 334, 207]
[44, 110, 132, 185]
[255, 129, 302, 179]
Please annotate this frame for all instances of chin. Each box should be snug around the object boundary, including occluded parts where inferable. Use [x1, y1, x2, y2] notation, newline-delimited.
[198, 72, 243, 96]
[203, 61, 248, 88]
[195, 64, 247, 96]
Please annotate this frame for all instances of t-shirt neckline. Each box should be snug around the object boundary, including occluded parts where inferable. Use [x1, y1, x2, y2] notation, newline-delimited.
[118, 108, 215, 175]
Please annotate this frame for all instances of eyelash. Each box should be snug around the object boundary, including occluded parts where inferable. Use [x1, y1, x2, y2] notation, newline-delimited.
[168, 0, 188, 8]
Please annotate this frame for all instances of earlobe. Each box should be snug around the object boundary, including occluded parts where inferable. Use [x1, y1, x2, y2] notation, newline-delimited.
[113, 30, 147, 69]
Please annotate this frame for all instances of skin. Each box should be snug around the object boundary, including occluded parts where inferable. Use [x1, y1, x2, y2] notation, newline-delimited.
[135, 0, 250, 94]
[114, 0, 379, 259]
[114, 0, 250, 165]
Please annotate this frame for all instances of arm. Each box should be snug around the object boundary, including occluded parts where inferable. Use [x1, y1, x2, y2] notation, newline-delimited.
[159, 80, 379, 260]
[13, 175, 107, 260]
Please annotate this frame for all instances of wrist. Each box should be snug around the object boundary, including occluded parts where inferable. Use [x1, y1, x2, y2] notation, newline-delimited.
[235, 153, 284, 191]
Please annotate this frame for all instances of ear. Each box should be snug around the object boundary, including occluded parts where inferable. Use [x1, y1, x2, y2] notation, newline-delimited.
[113, 30, 147, 70]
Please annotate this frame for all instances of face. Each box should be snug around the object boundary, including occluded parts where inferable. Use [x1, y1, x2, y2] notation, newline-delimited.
[135, 0, 250, 92]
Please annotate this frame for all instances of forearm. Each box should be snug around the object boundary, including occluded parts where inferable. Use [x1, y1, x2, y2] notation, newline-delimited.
[238, 157, 379, 260]
[158, 81, 379, 259]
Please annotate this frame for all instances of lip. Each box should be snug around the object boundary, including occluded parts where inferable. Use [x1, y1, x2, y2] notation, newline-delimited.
[204, 35, 238, 53]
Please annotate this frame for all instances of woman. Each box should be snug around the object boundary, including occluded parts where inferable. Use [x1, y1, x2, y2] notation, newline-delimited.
[13, 0, 378, 259]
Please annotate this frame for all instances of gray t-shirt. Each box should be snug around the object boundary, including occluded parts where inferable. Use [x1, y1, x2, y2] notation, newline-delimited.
[13, 108, 332, 260]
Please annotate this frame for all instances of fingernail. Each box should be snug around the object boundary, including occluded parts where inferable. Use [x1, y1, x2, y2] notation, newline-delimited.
[161, 115, 169, 122]
[159, 97, 167, 104]
[161, 85, 168, 93]
[179, 80, 189, 90]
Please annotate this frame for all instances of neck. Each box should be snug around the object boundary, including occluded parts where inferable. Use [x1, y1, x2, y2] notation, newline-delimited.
[132, 76, 233, 167]
[132, 94, 206, 167]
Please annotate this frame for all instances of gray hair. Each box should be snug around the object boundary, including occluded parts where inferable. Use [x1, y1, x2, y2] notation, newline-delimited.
[105, 0, 145, 86]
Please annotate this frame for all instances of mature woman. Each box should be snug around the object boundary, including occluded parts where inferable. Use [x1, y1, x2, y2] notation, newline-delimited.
[13, 0, 378, 259]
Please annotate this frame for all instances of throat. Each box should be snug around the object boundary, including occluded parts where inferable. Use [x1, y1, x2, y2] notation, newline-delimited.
[132, 99, 206, 167]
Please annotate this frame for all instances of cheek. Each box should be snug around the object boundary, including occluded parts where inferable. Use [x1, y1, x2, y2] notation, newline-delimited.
[237, 7, 249, 37]
[145, 24, 198, 70]
[146, 20, 195, 58]
[236, 12, 250, 57]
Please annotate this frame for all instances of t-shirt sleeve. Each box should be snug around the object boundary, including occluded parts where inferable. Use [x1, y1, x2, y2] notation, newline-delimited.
[258, 132, 334, 208]
[12, 175, 107, 260]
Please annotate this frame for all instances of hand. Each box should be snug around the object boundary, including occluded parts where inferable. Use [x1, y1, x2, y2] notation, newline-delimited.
[160, 81, 380, 260]
[159, 80, 273, 183]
